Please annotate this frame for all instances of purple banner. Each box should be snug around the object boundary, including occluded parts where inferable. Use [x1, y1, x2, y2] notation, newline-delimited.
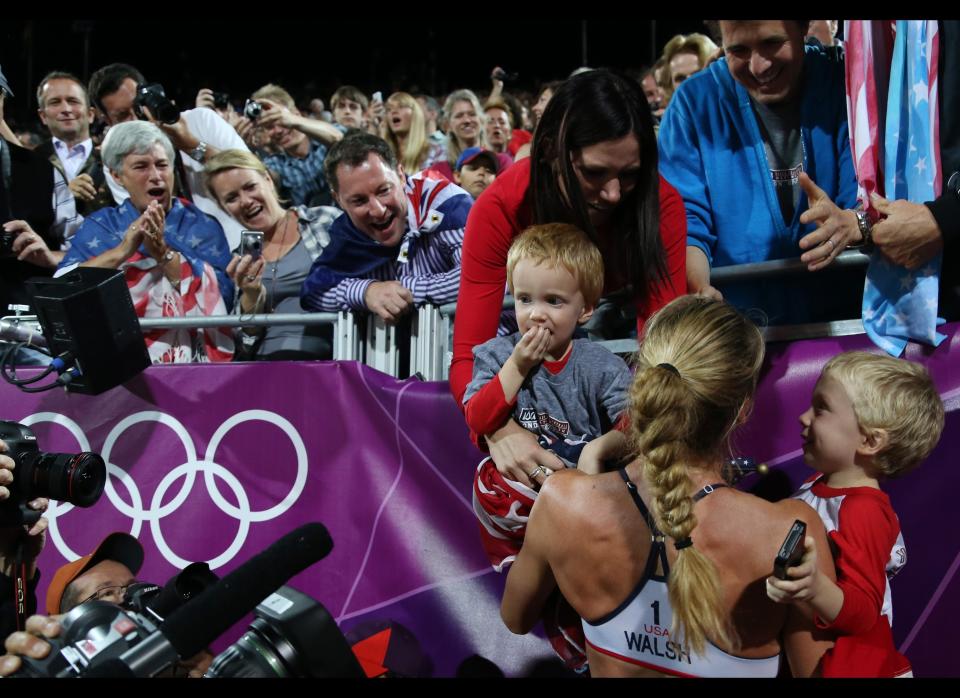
[1, 323, 957, 677]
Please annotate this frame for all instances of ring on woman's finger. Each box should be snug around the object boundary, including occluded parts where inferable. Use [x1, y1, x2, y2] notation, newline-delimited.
[825, 238, 835, 251]
[245, 275, 256, 282]
[528, 466, 542, 479]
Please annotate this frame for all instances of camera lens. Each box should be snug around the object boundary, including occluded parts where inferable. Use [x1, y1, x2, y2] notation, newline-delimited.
[205, 620, 296, 678]
[25, 452, 106, 507]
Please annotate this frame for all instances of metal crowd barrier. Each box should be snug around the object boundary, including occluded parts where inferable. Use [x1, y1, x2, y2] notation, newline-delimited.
[4, 252, 872, 381]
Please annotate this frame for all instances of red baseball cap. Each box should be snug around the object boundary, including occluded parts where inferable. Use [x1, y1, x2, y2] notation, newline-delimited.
[45, 532, 144, 615]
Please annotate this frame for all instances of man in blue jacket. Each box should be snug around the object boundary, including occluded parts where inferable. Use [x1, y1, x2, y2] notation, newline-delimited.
[659, 20, 864, 325]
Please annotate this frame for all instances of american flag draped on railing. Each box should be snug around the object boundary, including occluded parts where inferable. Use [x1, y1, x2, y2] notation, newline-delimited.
[847, 20, 947, 356]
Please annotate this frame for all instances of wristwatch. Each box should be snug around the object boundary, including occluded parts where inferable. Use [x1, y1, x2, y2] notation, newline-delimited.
[189, 141, 208, 163]
[847, 209, 874, 251]
[162, 249, 177, 263]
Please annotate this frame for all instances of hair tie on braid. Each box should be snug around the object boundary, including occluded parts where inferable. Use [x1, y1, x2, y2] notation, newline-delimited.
[658, 362, 681, 377]
[674, 537, 693, 551]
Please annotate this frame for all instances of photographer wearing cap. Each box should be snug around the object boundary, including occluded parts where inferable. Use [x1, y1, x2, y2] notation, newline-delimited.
[1, 533, 144, 676]
[87, 62, 249, 249]
[0, 532, 211, 678]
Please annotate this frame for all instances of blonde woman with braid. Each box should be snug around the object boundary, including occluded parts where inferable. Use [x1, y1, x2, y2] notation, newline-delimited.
[501, 296, 837, 677]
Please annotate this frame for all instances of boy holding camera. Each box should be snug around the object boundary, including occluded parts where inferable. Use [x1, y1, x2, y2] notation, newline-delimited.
[766, 351, 945, 677]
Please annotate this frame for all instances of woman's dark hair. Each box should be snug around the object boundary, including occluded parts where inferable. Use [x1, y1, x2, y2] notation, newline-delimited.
[528, 69, 667, 304]
[535, 80, 565, 103]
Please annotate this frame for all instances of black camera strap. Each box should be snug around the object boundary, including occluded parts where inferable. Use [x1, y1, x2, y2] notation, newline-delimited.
[0, 137, 13, 222]
[174, 150, 194, 205]
[13, 534, 27, 632]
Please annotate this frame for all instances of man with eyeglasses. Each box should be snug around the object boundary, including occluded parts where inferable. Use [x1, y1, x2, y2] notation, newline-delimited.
[44, 532, 143, 615]
[0, 532, 144, 676]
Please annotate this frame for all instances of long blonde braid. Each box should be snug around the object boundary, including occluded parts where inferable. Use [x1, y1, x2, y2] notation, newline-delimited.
[629, 296, 764, 655]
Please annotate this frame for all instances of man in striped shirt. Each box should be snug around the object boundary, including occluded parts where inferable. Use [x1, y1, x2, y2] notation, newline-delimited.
[300, 132, 472, 323]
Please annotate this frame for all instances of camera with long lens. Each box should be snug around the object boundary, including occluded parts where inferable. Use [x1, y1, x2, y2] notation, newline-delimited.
[0, 420, 106, 526]
[134, 83, 181, 124]
[243, 98, 262, 121]
[14, 579, 363, 678]
[205, 585, 363, 678]
[14, 562, 218, 679]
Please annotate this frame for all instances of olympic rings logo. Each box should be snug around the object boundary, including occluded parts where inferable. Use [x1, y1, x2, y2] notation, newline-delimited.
[20, 410, 308, 569]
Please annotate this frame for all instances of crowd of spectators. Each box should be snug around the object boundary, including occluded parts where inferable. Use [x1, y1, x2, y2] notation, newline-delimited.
[1, 19, 957, 679]
[1, 19, 958, 370]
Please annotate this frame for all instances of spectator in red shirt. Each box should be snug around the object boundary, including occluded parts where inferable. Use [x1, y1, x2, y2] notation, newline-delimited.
[451, 69, 687, 486]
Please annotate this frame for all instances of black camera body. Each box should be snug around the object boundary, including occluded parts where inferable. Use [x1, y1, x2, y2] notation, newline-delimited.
[16, 600, 162, 678]
[211, 91, 230, 110]
[0, 229, 17, 257]
[243, 99, 263, 121]
[205, 585, 364, 678]
[0, 421, 106, 526]
[15, 579, 364, 678]
[134, 83, 181, 125]
[15, 562, 218, 679]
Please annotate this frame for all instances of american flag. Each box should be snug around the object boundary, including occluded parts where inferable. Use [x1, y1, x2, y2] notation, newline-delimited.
[125, 253, 234, 363]
[848, 20, 947, 356]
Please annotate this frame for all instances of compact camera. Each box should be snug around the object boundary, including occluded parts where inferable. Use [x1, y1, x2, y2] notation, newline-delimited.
[239, 231, 264, 261]
[0, 230, 17, 257]
[211, 91, 231, 110]
[244, 99, 263, 121]
[134, 83, 181, 125]
[0, 420, 106, 526]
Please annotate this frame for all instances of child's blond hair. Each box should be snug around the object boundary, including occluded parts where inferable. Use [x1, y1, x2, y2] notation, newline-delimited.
[506, 223, 604, 307]
[822, 351, 944, 478]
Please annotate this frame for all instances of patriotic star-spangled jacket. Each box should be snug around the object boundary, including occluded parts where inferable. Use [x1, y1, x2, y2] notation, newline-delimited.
[58, 197, 234, 308]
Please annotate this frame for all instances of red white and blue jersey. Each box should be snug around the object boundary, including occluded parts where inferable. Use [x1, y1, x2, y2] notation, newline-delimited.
[794, 475, 906, 627]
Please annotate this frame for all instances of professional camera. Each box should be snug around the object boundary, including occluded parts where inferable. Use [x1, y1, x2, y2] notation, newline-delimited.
[15, 581, 362, 678]
[205, 585, 363, 677]
[14, 562, 218, 678]
[134, 83, 181, 124]
[211, 91, 230, 110]
[0, 420, 106, 526]
[13, 523, 363, 678]
[243, 98, 262, 121]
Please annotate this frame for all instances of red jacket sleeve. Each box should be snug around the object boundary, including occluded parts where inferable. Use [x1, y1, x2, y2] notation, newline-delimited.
[464, 374, 517, 440]
[450, 161, 529, 408]
[819, 493, 899, 636]
[635, 175, 688, 335]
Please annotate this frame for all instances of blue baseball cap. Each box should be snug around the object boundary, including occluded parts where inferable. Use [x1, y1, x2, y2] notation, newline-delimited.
[455, 147, 499, 174]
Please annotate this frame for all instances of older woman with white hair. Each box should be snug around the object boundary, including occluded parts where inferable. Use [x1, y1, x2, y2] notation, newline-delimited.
[58, 120, 235, 363]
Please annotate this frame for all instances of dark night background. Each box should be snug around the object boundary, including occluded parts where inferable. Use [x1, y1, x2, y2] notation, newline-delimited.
[1, 19, 706, 129]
